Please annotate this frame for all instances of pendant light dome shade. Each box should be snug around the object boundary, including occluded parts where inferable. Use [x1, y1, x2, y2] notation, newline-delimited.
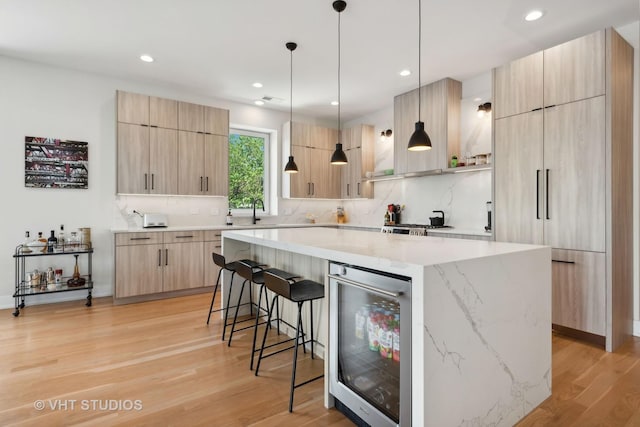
[408, 0, 432, 152]
[408, 121, 432, 151]
[284, 41, 299, 174]
[330, 0, 348, 165]
[284, 155, 299, 172]
[330, 143, 348, 164]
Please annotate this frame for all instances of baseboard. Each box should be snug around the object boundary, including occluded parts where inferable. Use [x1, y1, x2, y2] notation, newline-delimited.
[0, 288, 112, 311]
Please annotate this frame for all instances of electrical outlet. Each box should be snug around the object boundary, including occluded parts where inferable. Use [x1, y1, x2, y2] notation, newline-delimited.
[210, 208, 220, 215]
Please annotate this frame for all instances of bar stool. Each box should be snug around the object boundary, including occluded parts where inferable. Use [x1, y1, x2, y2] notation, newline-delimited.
[255, 271, 325, 412]
[227, 261, 300, 371]
[205, 253, 265, 341]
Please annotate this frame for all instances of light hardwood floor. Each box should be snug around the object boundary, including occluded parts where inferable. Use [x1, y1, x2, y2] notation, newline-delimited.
[2, 293, 640, 426]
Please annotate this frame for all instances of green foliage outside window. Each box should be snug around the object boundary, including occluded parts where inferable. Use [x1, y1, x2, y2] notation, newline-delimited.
[228, 133, 265, 209]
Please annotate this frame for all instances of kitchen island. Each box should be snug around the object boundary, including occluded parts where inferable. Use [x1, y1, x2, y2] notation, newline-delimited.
[222, 227, 551, 426]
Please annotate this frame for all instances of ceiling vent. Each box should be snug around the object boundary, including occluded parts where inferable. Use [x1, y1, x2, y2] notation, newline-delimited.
[261, 95, 285, 104]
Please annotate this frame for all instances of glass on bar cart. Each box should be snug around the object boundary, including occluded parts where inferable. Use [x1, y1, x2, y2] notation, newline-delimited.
[66, 231, 80, 251]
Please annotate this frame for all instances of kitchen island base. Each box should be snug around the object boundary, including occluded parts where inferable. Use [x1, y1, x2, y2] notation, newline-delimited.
[222, 228, 551, 426]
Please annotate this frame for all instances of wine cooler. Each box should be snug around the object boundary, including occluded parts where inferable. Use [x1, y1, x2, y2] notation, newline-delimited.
[328, 262, 411, 426]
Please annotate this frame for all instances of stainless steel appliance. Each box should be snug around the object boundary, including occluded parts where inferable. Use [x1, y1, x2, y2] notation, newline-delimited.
[329, 262, 412, 427]
[142, 213, 168, 228]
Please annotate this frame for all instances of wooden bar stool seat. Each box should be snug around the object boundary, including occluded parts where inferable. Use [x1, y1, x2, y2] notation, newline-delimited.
[255, 271, 325, 412]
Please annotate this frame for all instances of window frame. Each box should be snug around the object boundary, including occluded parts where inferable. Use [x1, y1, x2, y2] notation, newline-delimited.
[228, 127, 271, 216]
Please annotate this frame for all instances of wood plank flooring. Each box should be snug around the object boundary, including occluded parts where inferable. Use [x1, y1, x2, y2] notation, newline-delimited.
[1, 293, 640, 426]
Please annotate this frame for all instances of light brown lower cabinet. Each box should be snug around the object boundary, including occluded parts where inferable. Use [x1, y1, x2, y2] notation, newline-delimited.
[551, 249, 605, 336]
[115, 231, 205, 300]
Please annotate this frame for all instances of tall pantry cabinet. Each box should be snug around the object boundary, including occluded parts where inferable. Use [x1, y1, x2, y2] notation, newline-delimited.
[493, 29, 633, 351]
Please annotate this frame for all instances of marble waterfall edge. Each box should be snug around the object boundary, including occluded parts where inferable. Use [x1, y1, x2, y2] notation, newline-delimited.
[421, 249, 551, 426]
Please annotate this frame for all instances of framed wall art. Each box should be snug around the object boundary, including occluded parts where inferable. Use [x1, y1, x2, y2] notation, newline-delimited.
[25, 136, 88, 189]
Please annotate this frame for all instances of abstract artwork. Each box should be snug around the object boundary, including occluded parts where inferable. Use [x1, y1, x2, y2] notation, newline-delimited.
[25, 136, 89, 189]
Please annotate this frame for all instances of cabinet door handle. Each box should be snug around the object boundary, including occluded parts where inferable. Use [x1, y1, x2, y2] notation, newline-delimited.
[544, 104, 556, 109]
[151, 173, 155, 190]
[200, 176, 203, 192]
[552, 259, 575, 264]
[347, 183, 350, 197]
[531, 107, 543, 112]
[165, 249, 168, 266]
[536, 170, 541, 219]
[130, 237, 151, 241]
[308, 182, 311, 196]
[144, 173, 148, 190]
[357, 182, 360, 196]
[312, 182, 315, 196]
[214, 234, 221, 237]
[158, 249, 161, 267]
[545, 169, 550, 220]
[206, 176, 209, 192]
[214, 245, 222, 249]
[175, 235, 194, 239]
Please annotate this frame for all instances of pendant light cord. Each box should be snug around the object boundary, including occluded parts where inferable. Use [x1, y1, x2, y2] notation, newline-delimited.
[290, 46, 293, 139]
[337, 9, 341, 138]
[418, 0, 421, 122]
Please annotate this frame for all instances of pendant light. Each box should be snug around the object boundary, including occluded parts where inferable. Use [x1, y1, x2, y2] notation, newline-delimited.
[407, 0, 432, 152]
[284, 42, 299, 174]
[330, 0, 348, 165]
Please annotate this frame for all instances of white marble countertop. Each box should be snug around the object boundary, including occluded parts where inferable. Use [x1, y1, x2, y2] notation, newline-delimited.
[111, 222, 488, 236]
[222, 227, 544, 271]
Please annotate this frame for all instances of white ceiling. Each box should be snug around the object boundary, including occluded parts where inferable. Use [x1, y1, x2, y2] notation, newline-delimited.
[0, 0, 638, 122]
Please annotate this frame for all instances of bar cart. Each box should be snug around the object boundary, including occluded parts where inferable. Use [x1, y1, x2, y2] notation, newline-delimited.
[12, 243, 93, 316]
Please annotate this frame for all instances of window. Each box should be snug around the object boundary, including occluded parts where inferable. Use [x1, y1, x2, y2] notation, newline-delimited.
[228, 129, 270, 213]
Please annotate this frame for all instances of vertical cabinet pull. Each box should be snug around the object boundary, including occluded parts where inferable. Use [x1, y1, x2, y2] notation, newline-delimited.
[545, 169, 550, 220]
[312, 182, 315, 196]
[200, 176, 203, 192]
[165, 249, 168, 266]
[144, 173, 148, 190]
[157, 249, 161, 267]
[206, 176, 209, 192]
[151, 173, 155, 190]
[347, 183, 350, 197]
[536, 170, 540, 219]
[357, 182, 360, 196]
[308, 182, 311, 196]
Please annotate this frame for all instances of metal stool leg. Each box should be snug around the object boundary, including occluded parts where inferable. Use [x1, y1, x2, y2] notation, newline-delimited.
[221, 271, 236, 341]
[227, 279, 247, 347]
[310, 300, 315, 359]
[206, 268, 223, 325]
[250, 284, 266, 370]
[289, 302, 303, 412]
[255, 294, 278, 377]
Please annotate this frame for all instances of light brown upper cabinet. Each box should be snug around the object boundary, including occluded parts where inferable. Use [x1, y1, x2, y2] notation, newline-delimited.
[178, 131, 228, 196]
[117, 90, 229, 195]
[117, 90, 149, 125]
[282, 121, 341, 199]
[150, 96, 178, 129]
[493, 52, 543, 119]
[493, 30, 605, 120]
[393, 78, 461, 174]
[179, 102, 229, 136]
[341, 124, 374, 199]
[492, 28, 633, 352]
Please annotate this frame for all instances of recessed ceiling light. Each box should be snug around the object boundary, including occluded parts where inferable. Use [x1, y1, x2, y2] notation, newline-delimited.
[331, 101, 339, 106]
[252, 82, 263, 88]
[254, 100, 265, 106]
[524, 10, 544, 21]
[399, 69, 411, 77]
[140, 54, 154, 63]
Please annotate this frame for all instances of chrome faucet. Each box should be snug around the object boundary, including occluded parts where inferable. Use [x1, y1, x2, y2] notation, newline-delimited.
[252, 199, 264, 224]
